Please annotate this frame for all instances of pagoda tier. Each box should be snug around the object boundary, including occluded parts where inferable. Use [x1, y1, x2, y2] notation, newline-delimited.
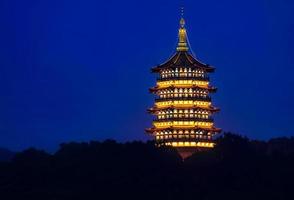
[146, 16, 220, 157]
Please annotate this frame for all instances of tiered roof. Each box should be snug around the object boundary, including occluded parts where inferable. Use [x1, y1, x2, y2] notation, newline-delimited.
[152, 51, 215, 73]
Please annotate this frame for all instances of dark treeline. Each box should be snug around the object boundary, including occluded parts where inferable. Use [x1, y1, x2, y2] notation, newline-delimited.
[0, 148, 15, 161]
[1, 133, 294, 200]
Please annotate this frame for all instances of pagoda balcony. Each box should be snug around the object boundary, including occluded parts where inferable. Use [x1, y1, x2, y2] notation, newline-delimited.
[153, 117, 213, 123]
[155, 137, 215, 143]
[157, 76, 209, 81]
[155, 96, 211, 102]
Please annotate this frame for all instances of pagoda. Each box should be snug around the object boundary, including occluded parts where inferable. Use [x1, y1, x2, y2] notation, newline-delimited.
[146, 15, 221, 158]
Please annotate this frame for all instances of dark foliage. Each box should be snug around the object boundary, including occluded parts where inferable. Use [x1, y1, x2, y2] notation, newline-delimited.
[0, 148, 15, 161]
[1, 133, 294, 200]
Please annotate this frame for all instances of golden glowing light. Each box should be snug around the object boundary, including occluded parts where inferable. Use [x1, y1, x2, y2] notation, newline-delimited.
[177, 17, 189, 52]
[155, 100, 211, 109]
[153, 121, 213, 129]
[147, 14, 221, 152]
[168, 142, 214, 148]
[157, 80, 209, 88]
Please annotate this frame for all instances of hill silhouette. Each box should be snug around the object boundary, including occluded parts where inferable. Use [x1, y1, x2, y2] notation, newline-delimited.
[0, 133, 294, 200]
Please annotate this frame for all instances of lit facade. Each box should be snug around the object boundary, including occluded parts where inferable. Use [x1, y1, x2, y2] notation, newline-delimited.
[146, 17, 221, 156]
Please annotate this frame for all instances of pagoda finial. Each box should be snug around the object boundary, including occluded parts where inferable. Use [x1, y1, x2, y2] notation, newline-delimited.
[180, 6, 184, 17]
[177, 7, 189, 52]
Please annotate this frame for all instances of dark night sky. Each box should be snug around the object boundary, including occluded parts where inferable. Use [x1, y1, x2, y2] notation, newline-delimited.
[0, 0, 293, 151]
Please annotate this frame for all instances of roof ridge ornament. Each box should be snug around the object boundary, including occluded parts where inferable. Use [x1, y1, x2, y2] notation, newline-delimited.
[177, 7, 189, 52]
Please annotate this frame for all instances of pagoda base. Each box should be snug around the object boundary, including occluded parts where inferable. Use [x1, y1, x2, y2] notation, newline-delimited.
[176, 147, 208, 160]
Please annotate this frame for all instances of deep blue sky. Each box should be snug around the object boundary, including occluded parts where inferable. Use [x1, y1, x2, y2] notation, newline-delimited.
[0, 0, 293, 151]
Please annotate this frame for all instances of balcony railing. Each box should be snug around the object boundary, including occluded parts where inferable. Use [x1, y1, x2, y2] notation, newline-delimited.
[157, 76, 209, 81]
[155, 96, 211, 102]
[155, 136, 215, 142]
[154, 117, 213, 122]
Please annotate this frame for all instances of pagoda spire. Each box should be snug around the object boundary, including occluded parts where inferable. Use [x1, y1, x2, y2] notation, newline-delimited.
[177, 7, 189, 52]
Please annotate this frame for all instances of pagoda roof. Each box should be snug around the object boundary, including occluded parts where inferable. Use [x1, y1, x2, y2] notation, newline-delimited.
[152, 51, 215, 73]
[149, 85, 217, 93]
[145, 126, 222, 134]
[147, 106, 220, 113]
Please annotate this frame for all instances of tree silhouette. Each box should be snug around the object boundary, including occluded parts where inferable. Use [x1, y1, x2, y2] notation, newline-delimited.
[0, 132, 294, 200]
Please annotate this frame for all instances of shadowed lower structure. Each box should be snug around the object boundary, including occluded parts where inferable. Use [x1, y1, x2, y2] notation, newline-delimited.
[146, 14, 221, 159]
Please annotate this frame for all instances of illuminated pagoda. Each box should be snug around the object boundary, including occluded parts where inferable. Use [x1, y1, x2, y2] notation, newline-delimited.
[146, 15, 221, 158]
